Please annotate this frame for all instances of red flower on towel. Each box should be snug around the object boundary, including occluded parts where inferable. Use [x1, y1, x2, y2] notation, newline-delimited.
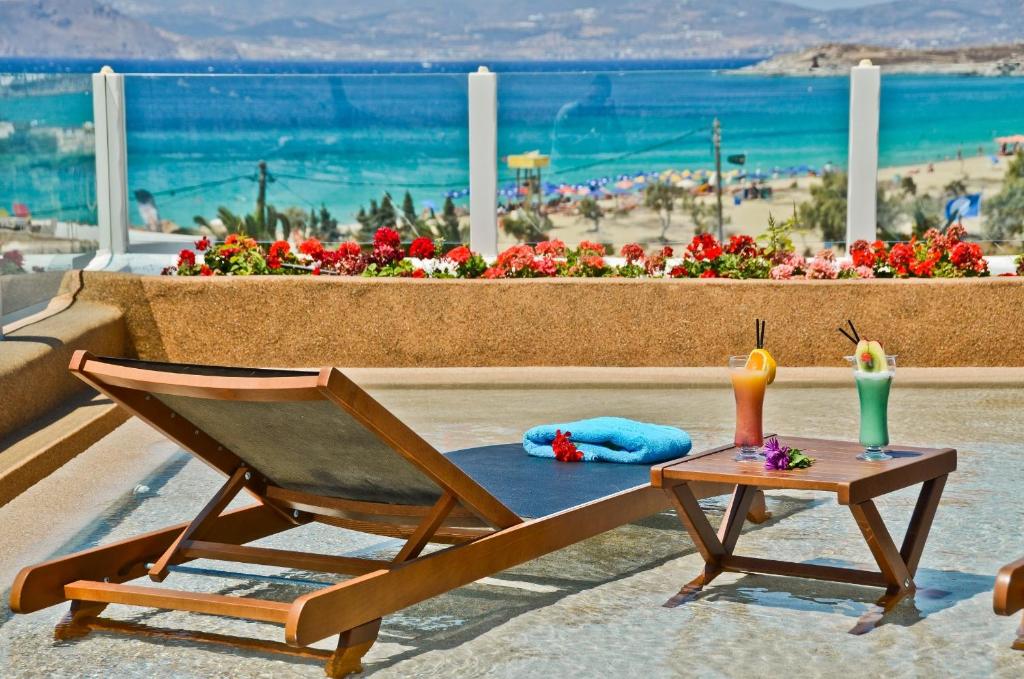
[552, 429, 583, 463]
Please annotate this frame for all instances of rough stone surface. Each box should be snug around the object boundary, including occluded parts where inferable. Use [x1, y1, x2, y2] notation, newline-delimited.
[77, 272, 1024, 368]
[0, 300, 124, 437]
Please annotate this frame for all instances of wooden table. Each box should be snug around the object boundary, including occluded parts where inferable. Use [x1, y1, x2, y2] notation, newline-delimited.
[651, 436, 956, 634]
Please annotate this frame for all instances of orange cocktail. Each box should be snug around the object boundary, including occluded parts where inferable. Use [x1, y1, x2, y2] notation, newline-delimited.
[729, 354, 770, 461]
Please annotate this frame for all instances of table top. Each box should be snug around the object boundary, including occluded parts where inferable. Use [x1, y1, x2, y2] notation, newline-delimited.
[651, 436, 956, 505]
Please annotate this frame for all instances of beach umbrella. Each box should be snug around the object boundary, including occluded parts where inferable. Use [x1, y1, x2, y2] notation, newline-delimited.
[615, 179, 634, 190]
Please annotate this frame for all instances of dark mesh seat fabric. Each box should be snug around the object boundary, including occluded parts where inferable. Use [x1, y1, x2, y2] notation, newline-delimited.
[445, 443, 652, 518]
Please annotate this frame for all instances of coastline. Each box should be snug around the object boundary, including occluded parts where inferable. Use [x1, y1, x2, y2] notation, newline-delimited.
[510, 154, 1011, 251]
[737, 43, 1024, 78]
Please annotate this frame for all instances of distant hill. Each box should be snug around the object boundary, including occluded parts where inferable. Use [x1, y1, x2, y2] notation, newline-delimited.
[742, 43, 1024, 77]
[1, 0, 1021, 60]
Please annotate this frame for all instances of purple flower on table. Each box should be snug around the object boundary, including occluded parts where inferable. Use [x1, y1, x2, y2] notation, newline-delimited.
[763, 436, 792, 471]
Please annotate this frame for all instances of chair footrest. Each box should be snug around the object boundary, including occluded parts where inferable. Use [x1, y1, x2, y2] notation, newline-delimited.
[64, 580, 291, 624]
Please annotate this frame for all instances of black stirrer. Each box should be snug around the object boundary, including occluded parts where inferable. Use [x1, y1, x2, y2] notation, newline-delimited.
[847, 320, 861, 343]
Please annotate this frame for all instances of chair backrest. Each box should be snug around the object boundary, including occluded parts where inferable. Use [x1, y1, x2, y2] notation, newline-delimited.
[70, 354, 520, 528]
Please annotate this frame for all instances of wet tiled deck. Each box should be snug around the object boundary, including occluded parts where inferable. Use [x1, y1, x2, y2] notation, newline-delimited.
[1, 380, 1022, 677]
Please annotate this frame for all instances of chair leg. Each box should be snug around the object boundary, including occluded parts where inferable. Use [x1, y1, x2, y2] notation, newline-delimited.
[1014, 613, 1024, 651]
[54, 601, 108, 641]
[324, 619, 381, 678]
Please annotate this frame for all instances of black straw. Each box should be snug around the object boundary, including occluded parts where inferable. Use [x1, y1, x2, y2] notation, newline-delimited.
[755, 319, 766, 349]
[838, 326, 857, 345]
[847, 320, 861, 343]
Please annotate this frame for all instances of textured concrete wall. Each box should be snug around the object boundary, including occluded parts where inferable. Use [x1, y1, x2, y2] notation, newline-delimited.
[0, 300, 125, 437]
[76, 272, 1024, 367]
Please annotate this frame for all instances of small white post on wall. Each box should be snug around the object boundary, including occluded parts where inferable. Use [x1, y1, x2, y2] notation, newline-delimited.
[92, 66, 130, 257]
[468, 66, 498, 258]
[846, 59, 881, 250]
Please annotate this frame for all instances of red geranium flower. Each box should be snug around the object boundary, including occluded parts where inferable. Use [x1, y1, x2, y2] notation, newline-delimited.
[268, 240, 290, 260]
[338, 241, 362, 257]
[850, 239, 877, 268]
[910, 254, 938, 277]
[267, 255, 282, 270]
[496, 244, 535, 273]
[409, 237, 435, 259]
[620, 243, 645, 264]
[199, 264, 213, 276]
[446, 245, 472, 264]
[194, 236, 210, 251]
[178, 249, 195, 268]
[578, 240, 606, 256]
[668, 264, 689, 278]
[686, 233, 723, 262]
[552, 429, 583, 463]
[946, 223, 967, 245]
[887, 242, 916, 276]
[530, 257, 557, 277]
[411, 268, 427, 278]
[225, 234, 240, 245]
[374, 227, 401, 249]
[535, 239, 567, 257]
[724, 234, 758, 258]
[482, 266, 506, 279]
[583, 255, 606, 270]
[311, 266, 321, 276]
[950, 241, 984, 270]
[299, 237, 324, 257]
[700, 269, 718, 278]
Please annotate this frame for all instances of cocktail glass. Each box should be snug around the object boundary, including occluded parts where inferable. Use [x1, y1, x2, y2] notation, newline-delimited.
[846, 355, 897, 462]
[729, 355, 767, 461]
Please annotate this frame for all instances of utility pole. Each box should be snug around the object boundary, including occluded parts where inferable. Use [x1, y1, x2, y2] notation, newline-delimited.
[713, 118, 724, 242]
[256, 160, 268, 232]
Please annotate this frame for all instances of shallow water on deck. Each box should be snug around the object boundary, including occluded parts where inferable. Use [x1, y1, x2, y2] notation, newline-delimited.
[1, 384, 1022, 678]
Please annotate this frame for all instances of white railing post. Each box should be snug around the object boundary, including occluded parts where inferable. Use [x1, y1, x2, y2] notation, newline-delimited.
[468, 66, 498, 258]
[846, 59, 881, 250]
[92, 66, 130, 258]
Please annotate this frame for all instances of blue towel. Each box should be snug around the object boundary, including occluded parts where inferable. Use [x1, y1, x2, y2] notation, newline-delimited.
[522, 417, 691, 464]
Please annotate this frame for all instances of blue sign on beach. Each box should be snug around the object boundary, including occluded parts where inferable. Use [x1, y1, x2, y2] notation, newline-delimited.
[945, 194, 981, 221]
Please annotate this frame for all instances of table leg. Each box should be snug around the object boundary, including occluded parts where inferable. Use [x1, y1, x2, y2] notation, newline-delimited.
[849, 497, 919, 635]
[664, 484, 755, 608]
[899, 474, 947, 578]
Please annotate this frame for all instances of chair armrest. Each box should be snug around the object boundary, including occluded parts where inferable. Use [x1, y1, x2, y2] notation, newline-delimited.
[994, 557, 1024, 616]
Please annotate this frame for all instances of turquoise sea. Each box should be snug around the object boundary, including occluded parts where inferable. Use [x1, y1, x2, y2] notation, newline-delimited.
[3, 59, 1024, 229]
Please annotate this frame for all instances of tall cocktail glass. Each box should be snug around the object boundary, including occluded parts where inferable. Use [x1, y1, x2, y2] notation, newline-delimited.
[730, 355, 767, 461]
[847, 355, 897, 461]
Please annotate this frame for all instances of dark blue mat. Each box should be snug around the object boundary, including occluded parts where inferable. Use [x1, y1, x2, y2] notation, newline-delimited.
[445, 443, 654, 518]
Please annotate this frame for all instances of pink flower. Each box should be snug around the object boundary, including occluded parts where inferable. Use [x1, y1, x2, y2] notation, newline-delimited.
[805, 257, 838, 279]
[855, 265, 875, 279]
[770, 264, 795, 280]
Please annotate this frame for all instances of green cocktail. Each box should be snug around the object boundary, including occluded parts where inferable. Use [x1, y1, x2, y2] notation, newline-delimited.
[855, 371, 892, 453]
[847, 352, 897, 462]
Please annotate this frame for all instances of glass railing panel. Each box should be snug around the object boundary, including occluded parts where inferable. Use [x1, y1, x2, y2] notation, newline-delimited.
[1, 73, 97, 324]
[878, 75, 1024, 255]
[496, 69, 849, 255]
[123, 73, 469, 252]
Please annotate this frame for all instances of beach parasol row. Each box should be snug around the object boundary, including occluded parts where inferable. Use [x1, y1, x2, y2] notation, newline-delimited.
[444, 163, 822, 201]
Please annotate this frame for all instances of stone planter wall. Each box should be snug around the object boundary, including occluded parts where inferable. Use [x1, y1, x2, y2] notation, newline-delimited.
[77, 272, 1024, 367]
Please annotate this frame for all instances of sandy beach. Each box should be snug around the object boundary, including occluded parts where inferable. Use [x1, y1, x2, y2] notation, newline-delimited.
[503, 153, 1011, 252]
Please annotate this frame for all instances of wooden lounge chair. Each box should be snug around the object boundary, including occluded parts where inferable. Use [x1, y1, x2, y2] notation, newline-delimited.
[995, 557, 1024, 650]
[9, 352, 770, 677]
